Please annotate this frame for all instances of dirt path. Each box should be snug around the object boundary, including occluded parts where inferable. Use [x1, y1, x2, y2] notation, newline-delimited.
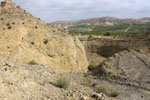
[125, 24, 132, 33]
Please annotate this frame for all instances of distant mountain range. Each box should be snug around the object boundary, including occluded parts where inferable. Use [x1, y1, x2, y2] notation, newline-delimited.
[50, 17, 150, 29]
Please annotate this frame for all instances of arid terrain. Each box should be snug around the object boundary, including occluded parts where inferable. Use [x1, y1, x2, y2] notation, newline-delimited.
[0, 0, 150, 100]
[79, 34, 150, 100]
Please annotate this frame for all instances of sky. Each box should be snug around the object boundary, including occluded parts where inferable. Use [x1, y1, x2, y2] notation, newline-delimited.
[1, 0, 150, 22]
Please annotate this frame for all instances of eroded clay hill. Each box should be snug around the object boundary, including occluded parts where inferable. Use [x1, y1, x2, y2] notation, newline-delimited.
[79, 34, 150, 100]
[79, 34, 150, 65]
[0, 0, 88, 73]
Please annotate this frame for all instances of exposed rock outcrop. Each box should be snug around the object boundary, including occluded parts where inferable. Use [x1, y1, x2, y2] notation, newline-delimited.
[0, 0, 88, 73]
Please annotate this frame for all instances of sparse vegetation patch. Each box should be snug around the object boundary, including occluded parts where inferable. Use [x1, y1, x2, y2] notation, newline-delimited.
[88, 65, 96, 70]
[110, 91, 119, 97]
[94, 84, 108, 94]
[28, 60, 37, 65]
[54, 77, 70, 89]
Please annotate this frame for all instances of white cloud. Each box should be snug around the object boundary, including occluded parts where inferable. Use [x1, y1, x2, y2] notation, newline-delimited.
[0, 0, 150, 22]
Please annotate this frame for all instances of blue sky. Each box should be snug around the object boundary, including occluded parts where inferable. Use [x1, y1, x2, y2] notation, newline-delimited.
[1, 0, 150, 22]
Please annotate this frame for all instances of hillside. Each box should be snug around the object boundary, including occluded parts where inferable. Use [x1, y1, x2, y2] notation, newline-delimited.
[0, 0, 150, 100]
[50, 17, 150, 35]
[0, 56, 117, 100]
[79, 34, 150, 100]
[0, 0, 88, 73]
[50, 17, 150, 28]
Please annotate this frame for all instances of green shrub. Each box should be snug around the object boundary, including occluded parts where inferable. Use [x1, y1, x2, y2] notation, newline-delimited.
[88, 65, 95, 70]
[110, 91, 119, 97]
[28, 60, 37, 65]
[54, 77, 70, 89]
[95, 84, 107, 94]
[104, 32, 111, 36]
[94, 83, 119, 97]
[12, 22, 15, 24]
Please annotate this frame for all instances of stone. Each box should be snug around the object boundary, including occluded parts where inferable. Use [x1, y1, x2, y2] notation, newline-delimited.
[80, 96, 88, 100]
[91, 93, 116, 100]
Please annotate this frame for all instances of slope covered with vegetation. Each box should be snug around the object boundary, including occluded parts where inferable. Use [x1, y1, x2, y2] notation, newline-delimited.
[69, 24, 150, 36]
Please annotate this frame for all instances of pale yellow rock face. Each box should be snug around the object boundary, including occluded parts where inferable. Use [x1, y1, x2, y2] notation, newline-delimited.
[0, 0, 88, 73]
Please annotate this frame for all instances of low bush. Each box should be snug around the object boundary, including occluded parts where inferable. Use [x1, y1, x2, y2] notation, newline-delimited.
[35, 26, 38, 29]
[6, 23, 10, 26]
[54, 77, 70, 89]
[28, 60, 37, 65]
[104, 32, 111, 36]
[12, 22, 15, 25]
[110, 91, 119, 97]
[94, 84, 107, 94]
[88, 65, 96, 70]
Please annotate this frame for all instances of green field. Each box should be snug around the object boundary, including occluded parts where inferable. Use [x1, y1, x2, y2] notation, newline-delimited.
[69, 24, 150, 36]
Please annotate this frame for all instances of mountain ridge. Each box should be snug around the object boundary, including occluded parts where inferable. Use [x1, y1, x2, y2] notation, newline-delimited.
[50, 17, 150, 29]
